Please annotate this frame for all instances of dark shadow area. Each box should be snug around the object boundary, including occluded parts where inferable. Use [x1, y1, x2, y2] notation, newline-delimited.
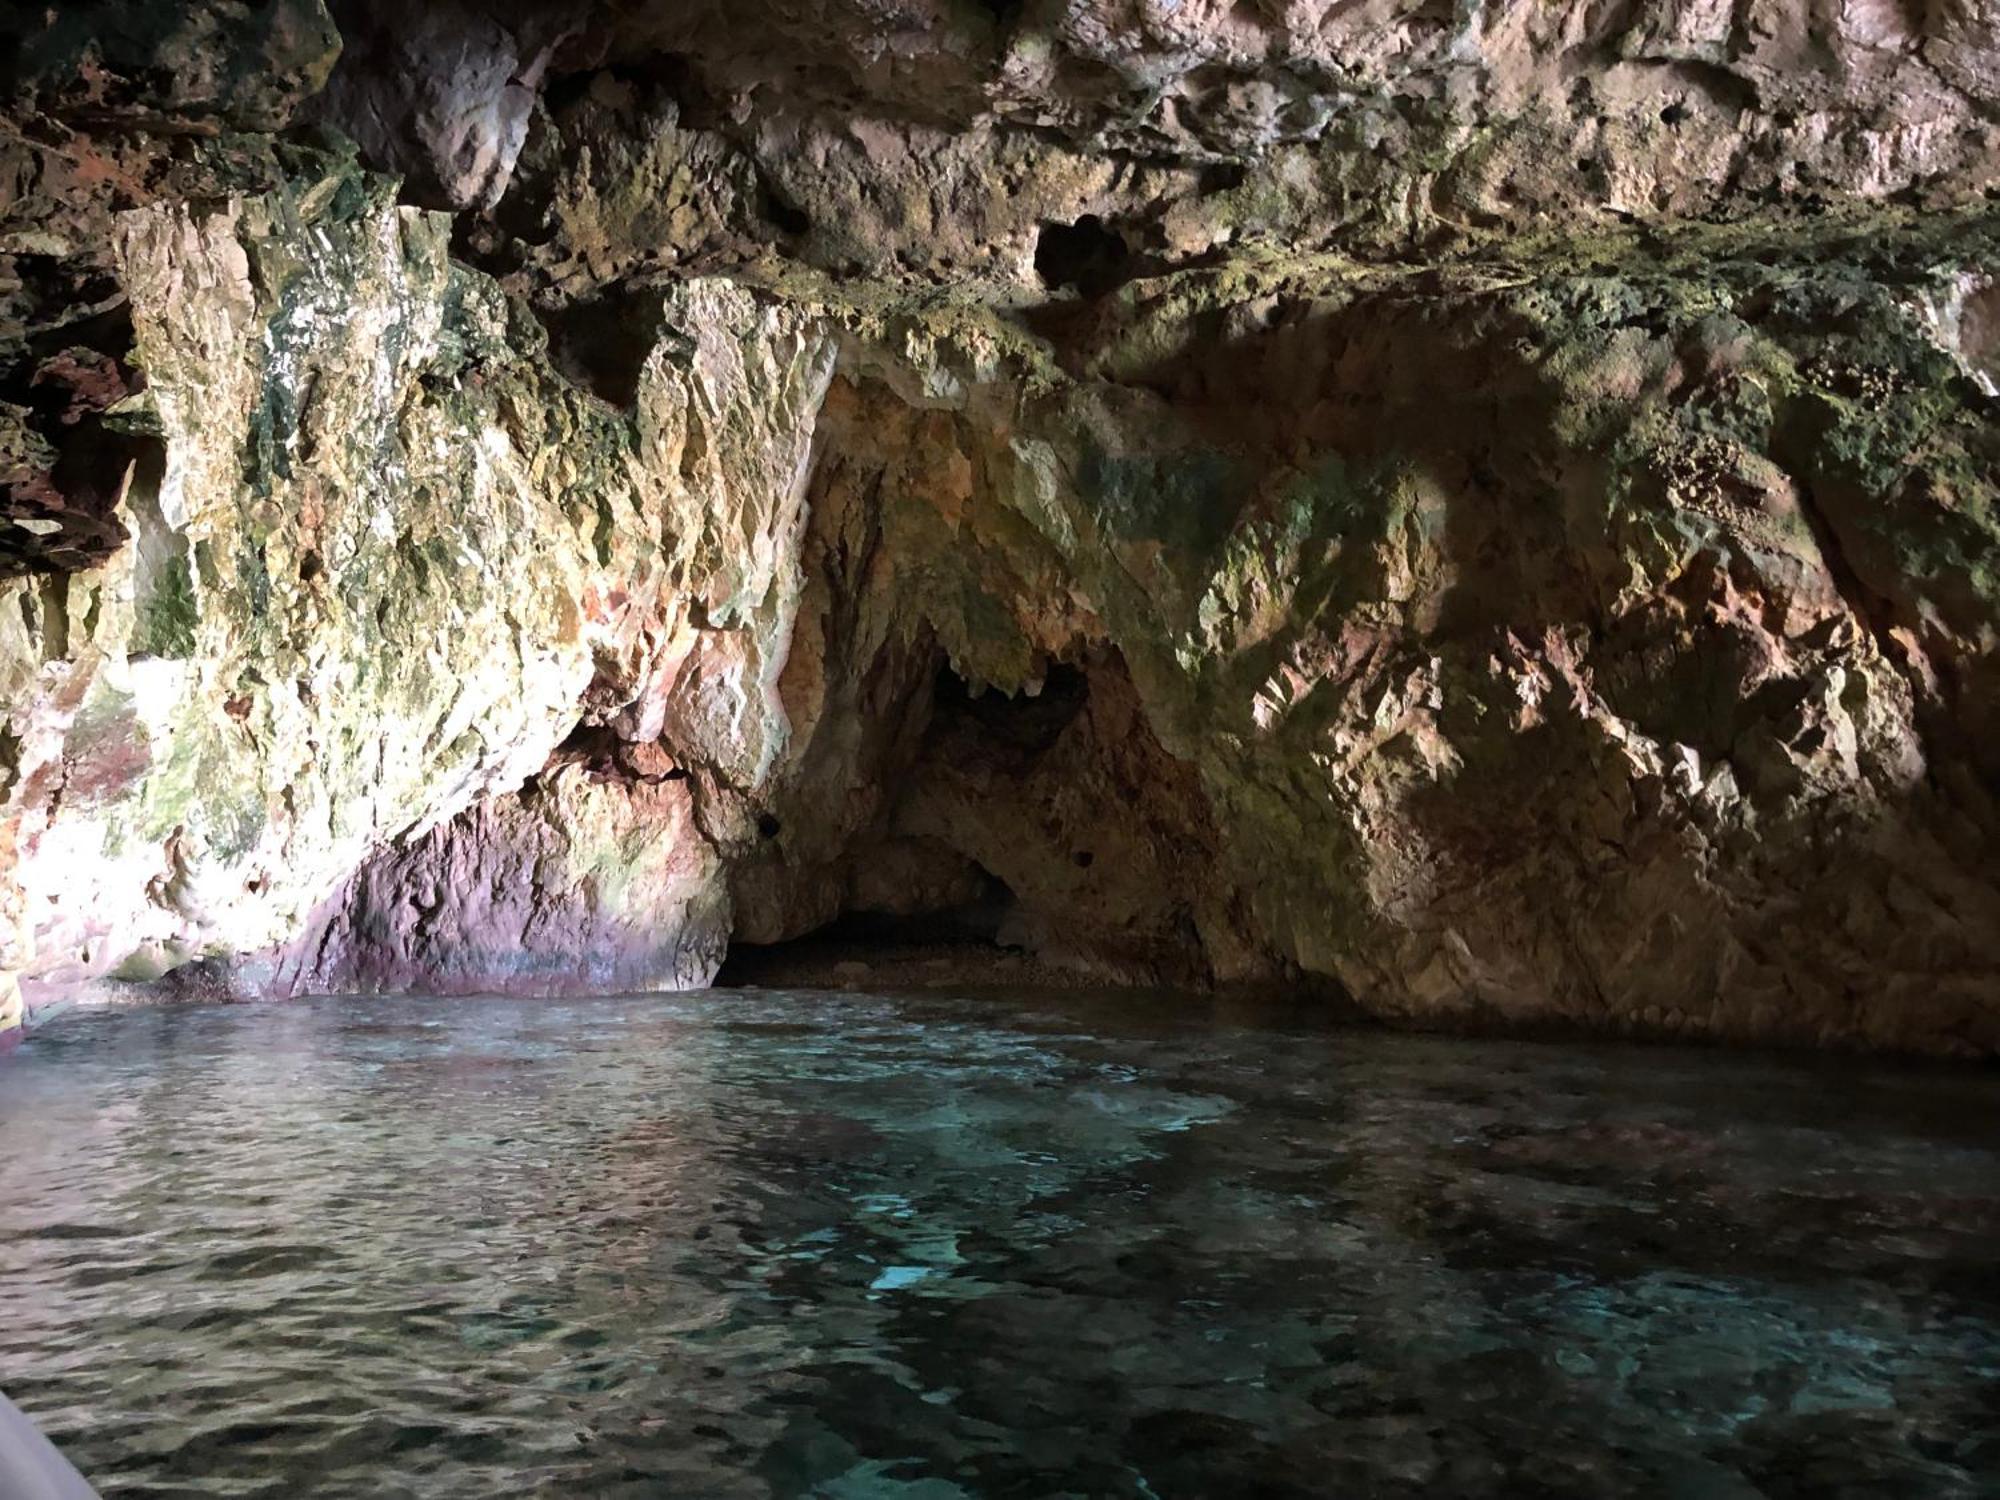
[1034, 214, 1134, 298]
[714, 868, 1025, 988]
[541, 52, 724, 124]
[544, 721, 688, 786]
[971, 0, 1026, 34]
[759, 179, 813, 239]
[716, 645, 1234, 990]
[928, 658, 1089, 760]
[529, 283, 667, 408]
[2, 281, 146, 578]
[1199, 161, 1248, 194]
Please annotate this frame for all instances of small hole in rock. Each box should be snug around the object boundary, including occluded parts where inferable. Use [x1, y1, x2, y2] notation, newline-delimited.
[762, 186, 811, 238]
[712, 866, 1021, 988]
[298, 549, 323, 583]
[531, 285, 667, 409]
[1072, 850, 1095, 869]
[1034, 215, 1133, 299]
[1660, 101, 1691, 127]
[757, 813, 782, 840]
[1198, 162, 1247, 194]
[972, 0, 1023, 31]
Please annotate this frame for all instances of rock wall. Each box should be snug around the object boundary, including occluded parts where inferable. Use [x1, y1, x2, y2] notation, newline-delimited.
[2, 1, 1997, 1052]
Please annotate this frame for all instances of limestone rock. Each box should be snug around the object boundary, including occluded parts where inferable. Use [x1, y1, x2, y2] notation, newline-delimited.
[1, 3, 1997, 1053]
[2, 166, 836, 1008]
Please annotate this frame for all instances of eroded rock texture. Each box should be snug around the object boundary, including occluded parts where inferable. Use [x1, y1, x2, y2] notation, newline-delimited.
[2, 0, 1997, 1051]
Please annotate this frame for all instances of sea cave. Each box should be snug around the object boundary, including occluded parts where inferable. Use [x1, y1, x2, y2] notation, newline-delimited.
[2, 0, 1999, 1494]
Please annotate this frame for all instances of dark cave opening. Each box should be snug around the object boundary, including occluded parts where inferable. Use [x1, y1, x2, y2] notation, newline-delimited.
[759, 179, 813, 239]
[712, 866, 1026, 988]
[547, 721, 688, 785]
[2, 284, 146, 579]
[970, 0, 1026, 33]
[1033, 214, 1134, 299]
[541, 53, 719, 122]
[713, 657, 1098, 988]
[529, 284, 668, 408]
[928, 657, 1089, 757]
[1198, 161, 1248, 194]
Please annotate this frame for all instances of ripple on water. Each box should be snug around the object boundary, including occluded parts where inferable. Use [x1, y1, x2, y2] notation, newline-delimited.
[1, 990, 1997, 1498]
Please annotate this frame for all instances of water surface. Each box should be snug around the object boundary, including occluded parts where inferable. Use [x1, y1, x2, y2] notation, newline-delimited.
[2, 991, 1997, 1498]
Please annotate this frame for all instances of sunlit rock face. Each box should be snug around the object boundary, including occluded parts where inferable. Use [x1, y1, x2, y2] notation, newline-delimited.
[1, 0, 1997, 1051]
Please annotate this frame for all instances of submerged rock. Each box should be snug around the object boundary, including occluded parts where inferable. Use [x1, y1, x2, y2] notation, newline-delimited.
[1, 1, 1996, 1051]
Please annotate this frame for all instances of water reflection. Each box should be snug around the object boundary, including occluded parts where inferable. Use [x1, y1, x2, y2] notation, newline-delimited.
[1, 991, 1996, 1497]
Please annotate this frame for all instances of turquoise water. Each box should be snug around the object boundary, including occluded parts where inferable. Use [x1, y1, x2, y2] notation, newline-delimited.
[1, 990, 1997, 1498]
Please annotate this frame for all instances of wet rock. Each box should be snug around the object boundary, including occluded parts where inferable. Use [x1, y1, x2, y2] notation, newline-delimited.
[251, 761, 730, 996]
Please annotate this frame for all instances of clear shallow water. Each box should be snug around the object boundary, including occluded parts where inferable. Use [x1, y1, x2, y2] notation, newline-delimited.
[2, 992, 1998, 1500]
